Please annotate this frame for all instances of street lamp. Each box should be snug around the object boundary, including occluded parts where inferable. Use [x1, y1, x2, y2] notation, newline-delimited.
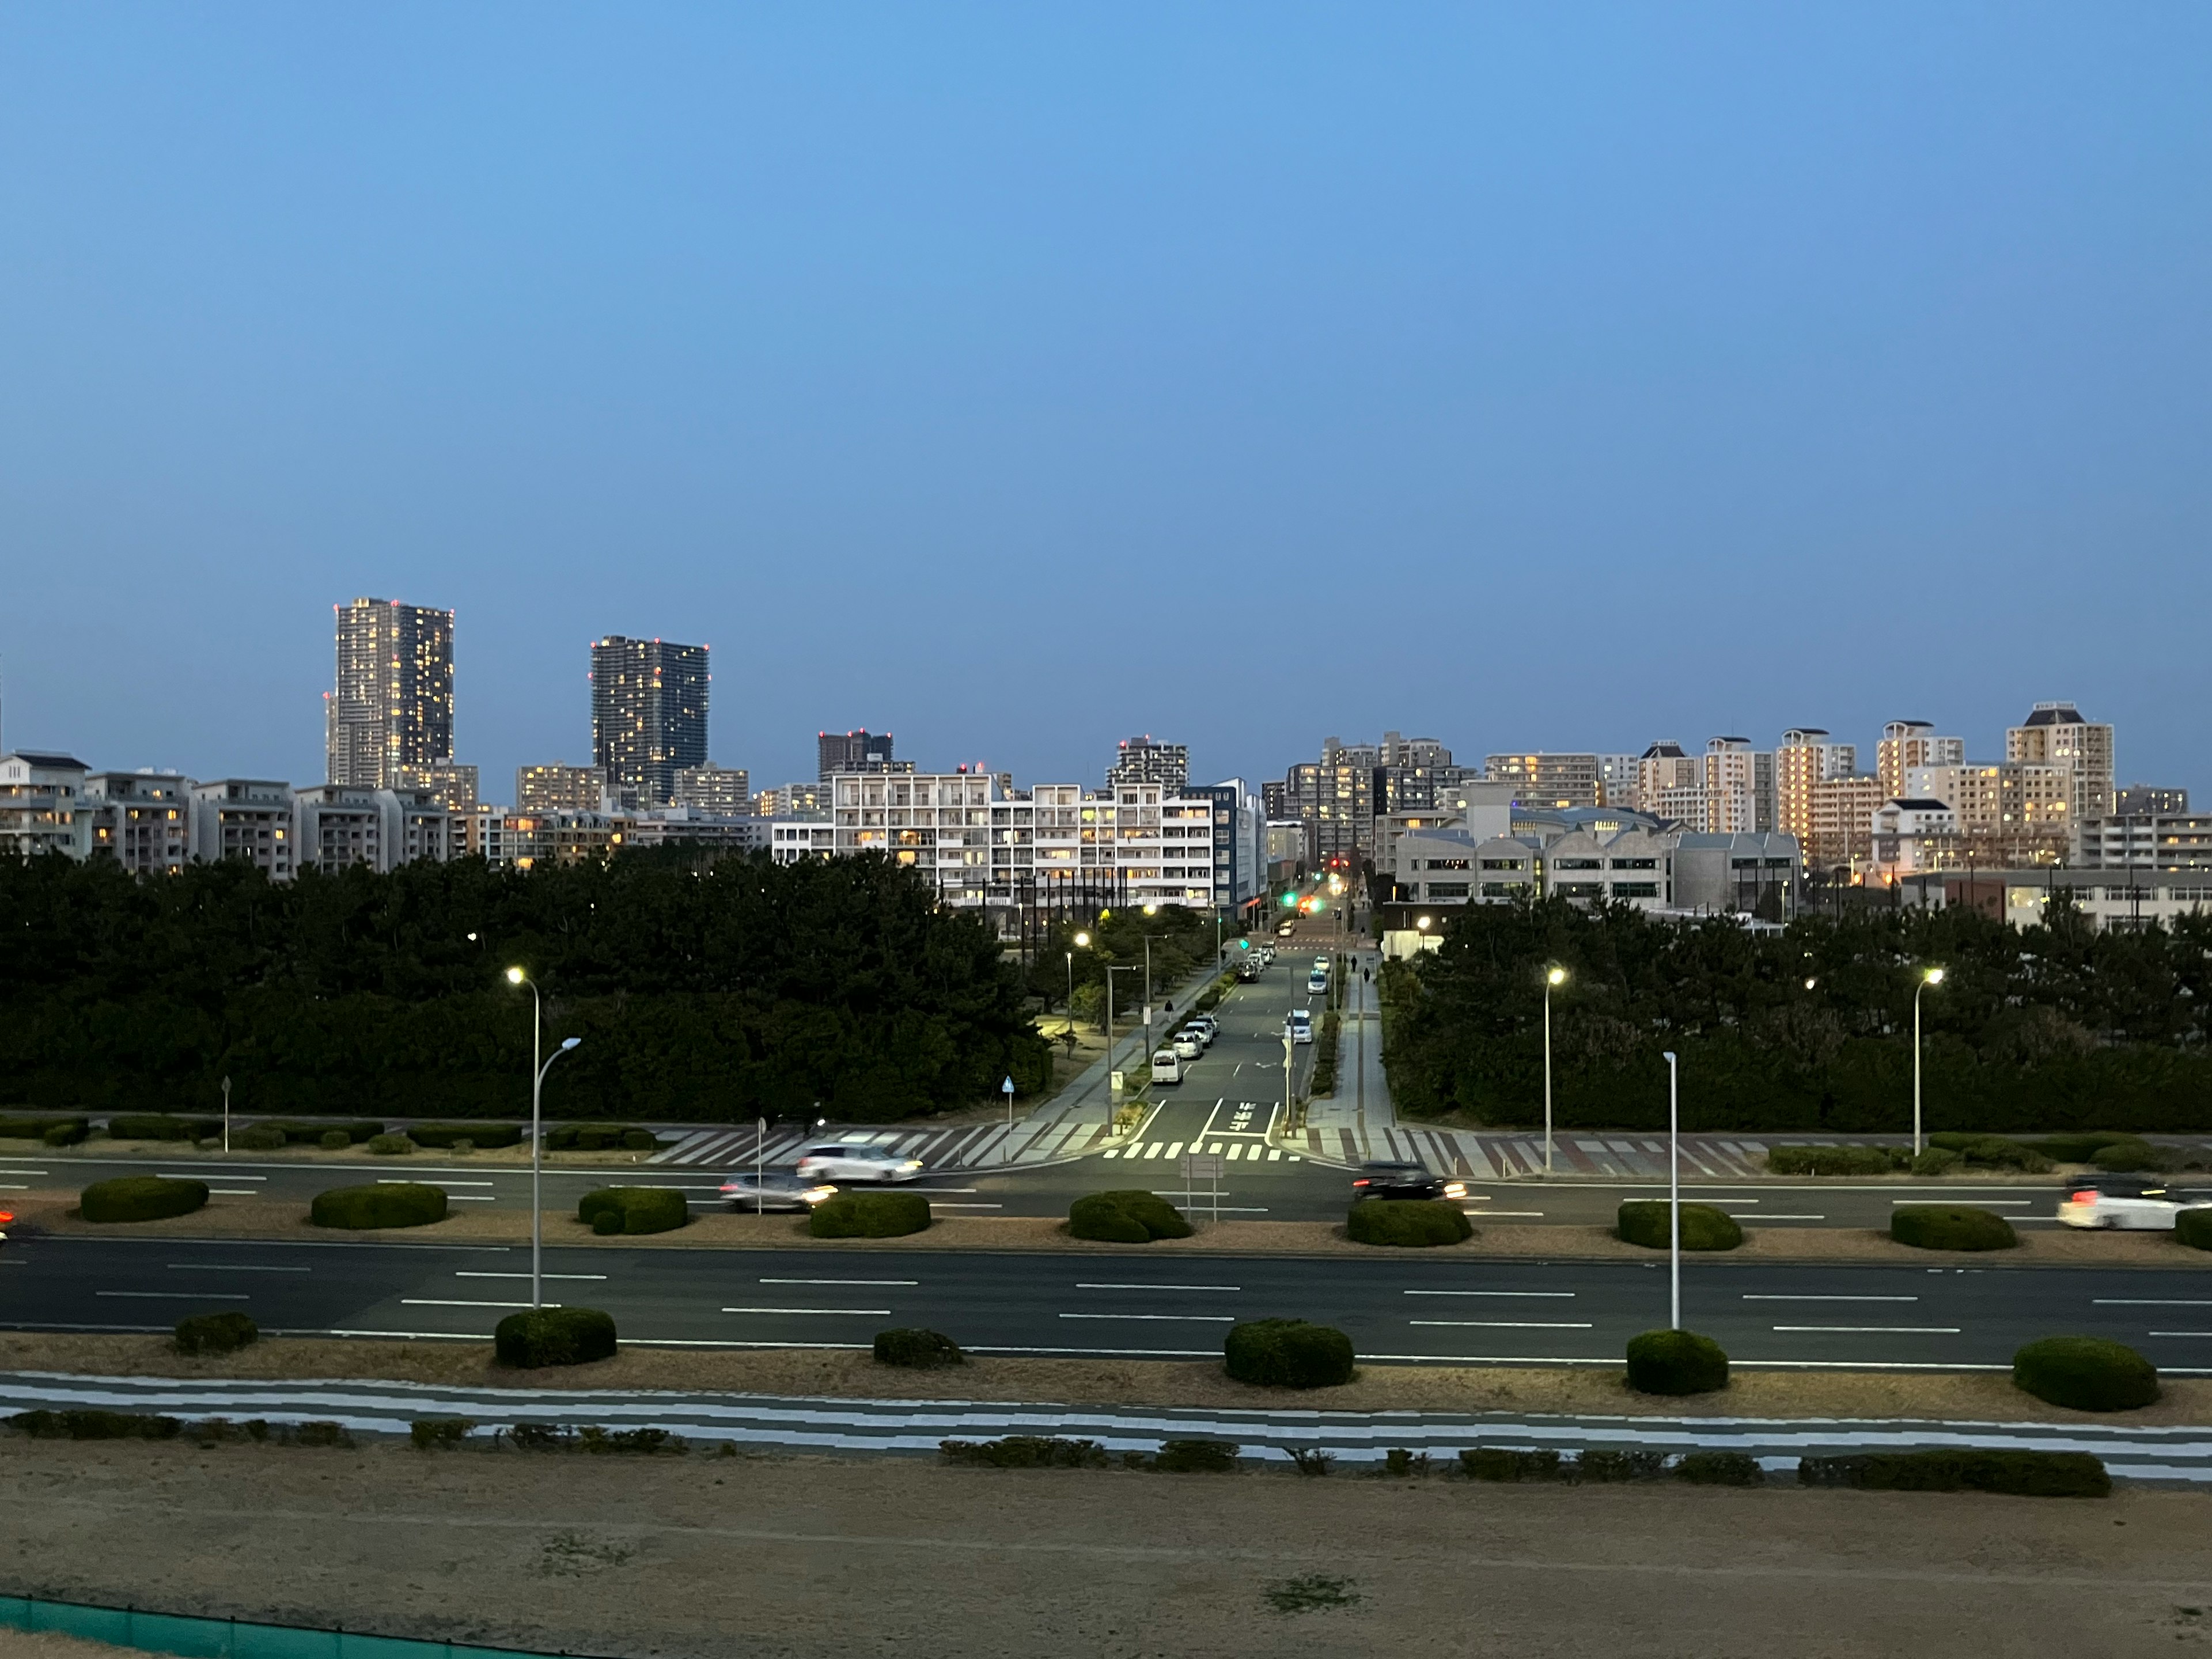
[1913, 966, 1945, 1154]
[1066, 930, 1090, 1041]
[1543, 966, 1567, 1175]
[1105, 963, 1143, 1124]
[1663, 1050, 1680, 1331]
[507, 967, 583, 1309]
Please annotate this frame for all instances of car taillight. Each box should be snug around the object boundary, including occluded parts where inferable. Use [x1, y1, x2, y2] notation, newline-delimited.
[1353, 1179, 1369, 1187]
[2070, 1191, 2097, 1204]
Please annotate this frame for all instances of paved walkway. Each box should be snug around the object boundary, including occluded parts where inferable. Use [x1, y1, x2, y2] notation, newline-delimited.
[2, 1372, 2203, 1480]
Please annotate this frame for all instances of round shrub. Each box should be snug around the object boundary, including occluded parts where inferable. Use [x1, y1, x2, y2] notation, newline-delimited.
[0, 1115, 86, 1143]
[1069, 1190, 1193, 1242]
[1223, 1319, 1356, 1389]
[1346, 1199, 1474, 1247]
[44, 1122, 88, 1146]
[1891, 1205, 2017, 1251]
[107, 1114, 219, 1143]
[1910, 1146, 1963, 1177]
[1616, 1200, 1743, 1252]
[874, 1328, 965, 1368]
[366, 1133, 414, 1155]
[494, 1306, 618, 1369]
[809, 1190, 931, 1238]
[80, 1176, 209, 1224]
[2092, 1138, 2174, 1173]
[1766, 1145, 1902, 1176]
[407, 1122, 524, 1150]
[576, 1187, 688, 1236]
[309, 1183, 449, 1229]
[2013, 1336, 2160, 1412]
[1626, 1328, 1730, 1396]
[621, 1129, 659, 1152]
[2028, 1132, 2138, 1164]
[173, 1312, 259, 1356]
[1675, 1449, 1763, 1486]
[2176, 1209, 2212, 1251]
[234, 1124, 288, 1152]
[318, 1130, 350, 1151]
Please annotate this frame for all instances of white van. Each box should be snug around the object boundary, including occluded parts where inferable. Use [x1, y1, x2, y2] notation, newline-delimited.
[1150, 1047, 1183, 1085]
[1306, 968, 1329, 995]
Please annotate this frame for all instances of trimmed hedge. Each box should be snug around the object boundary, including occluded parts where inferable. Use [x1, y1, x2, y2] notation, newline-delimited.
[2013, 1336, 2161, 1412]
[1459, 1447, 1561, 1482]
[0, 1114, 88, 1142]
[1572, 1448, 1666, 1483]
[494, 1306, 618, 1369]
[941, 1435, 1109, 1468]
[874, 1328, 965, 1369]
[366, 1133, 414, 1154]
[1068, 1190, 1194, 1242]
[11, 1408, 180, 1440]
[1911, 1146, 1963, 1176]
[1154, 1439, 1239, 1473]
[1626, 1328, 1730, 1396]
[1616, 1200, 1743, 1252]
[408, 1122, 524, 1150]
[808, 1190, 931, 1238]
[2177, 1209, 2212, 1251]
[1928, 1132, 2054, 1172]
[80, 1176, 208, 1224]
[547, 1123, 662, 1153]
[245, 1120, 384, 1145]
[577, 1186, 689, 1236]
[1766, 1144, 1906, 1176]
[1891, 1205, 2017, 1251]
[107, 1114, 221, 1142]
[235, 1124, 288, 1151]
[173, 1312, 259, 1355]
[1223, 1319, 1356, 1389]
[2091, 1138, 2175, 1173]
[309, 1183, 449, 1229]
[1676, 1450, 1764, 1486]
[1799, 1449, 2108, 1498]
[1346, 1199, 1474, 1247]
[2027, 1132, 2143, 1163]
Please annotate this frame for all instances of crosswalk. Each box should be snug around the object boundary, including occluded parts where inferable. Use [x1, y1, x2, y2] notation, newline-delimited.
[649, 1117, 1116, 1172]
[1297, 1127, 1802, 1178]
[1101, 1139, 1297, 1163]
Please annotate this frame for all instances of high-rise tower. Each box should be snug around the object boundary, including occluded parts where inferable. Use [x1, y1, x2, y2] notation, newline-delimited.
[325, 598, 454, 789]
[590, 636, 709, 808]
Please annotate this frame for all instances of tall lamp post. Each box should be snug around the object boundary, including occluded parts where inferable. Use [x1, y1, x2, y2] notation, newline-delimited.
[1105, 963, 1143, 1126]
[1663, 1050, 1680, 1331]
[1065, 930, 1090, 1040]
[1913, 966, 1945, 1154]
[507, 967, 582, 1310]
[1543, 966, 1567, 1175]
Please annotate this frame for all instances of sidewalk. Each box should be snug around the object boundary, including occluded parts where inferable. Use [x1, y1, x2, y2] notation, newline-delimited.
[1302, 945, 1392, 1138]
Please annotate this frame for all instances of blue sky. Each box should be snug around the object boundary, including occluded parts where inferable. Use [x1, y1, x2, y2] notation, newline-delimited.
[3, 5, 2207, 797]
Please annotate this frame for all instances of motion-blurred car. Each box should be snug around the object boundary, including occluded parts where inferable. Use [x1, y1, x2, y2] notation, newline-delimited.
[2057, 1175, 2212, 1230]
[1351, 1161, 1468, 1202]
[720, 1172, 837, 1212]
[793, 1143, 926, 1184]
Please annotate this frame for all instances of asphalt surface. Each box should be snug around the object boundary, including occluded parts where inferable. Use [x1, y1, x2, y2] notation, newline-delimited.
[12, 1234, 2212, 1373]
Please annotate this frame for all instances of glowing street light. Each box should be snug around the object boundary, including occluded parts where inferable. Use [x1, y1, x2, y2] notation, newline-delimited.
[1913, 966, 1945, 1154]
[507, 968, 582, 1308]
[1543, 965, 1567, 1174]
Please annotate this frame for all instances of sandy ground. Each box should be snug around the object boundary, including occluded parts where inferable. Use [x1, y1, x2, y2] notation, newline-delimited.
[3, 1332, 2209, 1427]
[0, 1637, 132, 1659]
[3, 1437, 2210, 1659]
[10, 1190, 2211, 1267]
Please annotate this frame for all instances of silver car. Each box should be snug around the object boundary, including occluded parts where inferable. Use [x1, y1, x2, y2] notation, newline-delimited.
[2057, 1175, 2212, 1230]
[720, 1171, 837, 1212]
[793, 1142, 926, 1184]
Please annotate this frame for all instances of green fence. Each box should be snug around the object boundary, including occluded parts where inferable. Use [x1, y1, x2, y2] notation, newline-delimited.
[0, 1596, 604, 1659]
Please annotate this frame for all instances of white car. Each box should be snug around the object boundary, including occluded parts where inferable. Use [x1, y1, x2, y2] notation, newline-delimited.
[1187, 1016, 1218, 1045]
[1172, 1031, 1203, 1061]
[793, 1143, 925, 1184]
[2057, 1176, 2212, 1230]
[1287, 1010, 1313, 1045]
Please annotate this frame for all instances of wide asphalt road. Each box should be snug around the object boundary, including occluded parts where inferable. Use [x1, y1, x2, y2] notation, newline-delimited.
[9, 1234, 2212, 1373]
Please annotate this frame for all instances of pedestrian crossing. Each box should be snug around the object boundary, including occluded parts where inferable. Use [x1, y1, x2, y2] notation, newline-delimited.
[1100, 1141, 1299, 1162]
[1296, 1127, 1798, 1178]
[647, 1117, 1116, 1172]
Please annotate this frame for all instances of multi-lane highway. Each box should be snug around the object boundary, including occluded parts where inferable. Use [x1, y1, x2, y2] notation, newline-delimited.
[11, 1233, 2212, 1373]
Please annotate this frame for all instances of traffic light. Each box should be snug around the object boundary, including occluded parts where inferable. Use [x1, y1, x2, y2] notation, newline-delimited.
[1237, 939, 1251, 951]
[1280, 891, 1297, 907]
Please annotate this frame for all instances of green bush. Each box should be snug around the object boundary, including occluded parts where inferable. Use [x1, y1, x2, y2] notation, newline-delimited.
[874, 1328, 965, 1368]
[1571, 1448, 1666, 1483]
[410, 1417, 476, 1449]
[1625, 1328, 1730, 1396]
[1891, 1205, 2017, 1251]
[173, 1312, 259, 1355]
[318, 1129, 350, 1150]
[2027, 1132, 2139, 1163]
[1926, 1133, 2053, 1173]
[107, 1114, 221, 1142]
[1068, 1189, 1194, 1242]
[1615, 1200, 1743, 1251]
[10, 1409, 180, 1440]
[2176, 1209, 2212, 1251]
[1798, 1449, 2108, 1498]
[309, 1183, 449, 1229]
[2091, 1138, 2175, 1173]
[1458, 1447, 1562, 1482]
[234, 1124, 289, 1151]
[2012, 1336, 2161, 1412]
[620, 1128, 658, 1150]
[808, 1190, 931, 1238]
[1675, 1450, 1764, 1486]
[576, 1186, 689, 1236]
[366, 1133, 414, 1155]
[1223, 1319, 1356, 1389]
[257, 1120, 383, 1145]
[0, 1114, 88, 1143]
[494, 1306, 618, 1369]
[408, 1122, 524, 1150]
[1910, 1146, 1963, 1176]
[1154, 1439, 1239, 1473]
[80, 1176, 208, 1224]
[1766, 1144, 1905, 1176]
[1346, 1199, 1474, 1247]
[940, 1436, 1109, 1468]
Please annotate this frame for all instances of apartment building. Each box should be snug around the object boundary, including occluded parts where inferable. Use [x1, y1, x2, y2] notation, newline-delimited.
[1774, 729, 1857, 849]
[516, 763, 610, 815]
[591, 636, 709, 808]
[1596, 754, 1642, 809]
[1702, 737, 1774, 835]
[1637, 741, 1702, 823]
[1107, 736, 1189, 794]
[672, 764, 751, 815]
[1895, 867, 2212, 934]
[1282, 748, 1382, 865]
[2075, 813, 2212, 871]
[1484, 751, 1600, 809]
[84, 771, 194, 874]
[1870, 798, 1961, 878]
[1906, 761, 2070, 865]
[0, 752, 94, 860]
[325, 597, 455, 790]
[817, 729, 906, 779]
[294, 785, 460, 875]
[1876, 721, 1965, 800]
[754, 781, 830, 820]
[1806, 773, 1886, 870]
[188, 779, 297, 881]
[2008, 701, 2116, 825]
[393, 762, 479, 813]
[2116, 786, 2190, 816]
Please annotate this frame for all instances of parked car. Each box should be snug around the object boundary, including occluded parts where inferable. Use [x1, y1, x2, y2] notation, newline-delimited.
[1172, 1031, 1203, 1061]
[720, 1171, 838, 1212]
[1150, 1047, 1183, 1085]
[793, 1143, 926, 1184]
[1351, 1161, 1468, 1203]
[1287, 1009, 1313, 1044]
[1236, 960, 1262, 982]
[1188, 1015, 1218, 1044]
[2057, 1175, 2212, 1230]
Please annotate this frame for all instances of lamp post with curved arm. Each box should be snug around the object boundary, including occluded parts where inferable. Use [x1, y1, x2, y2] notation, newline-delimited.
[1914, 966, 1945, 1155]
[507, 967, 582, 1309]
[1543, 967, 1567, 1175]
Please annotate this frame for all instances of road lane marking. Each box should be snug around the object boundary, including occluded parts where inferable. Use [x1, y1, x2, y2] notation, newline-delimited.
[2147, 1331, 2212, 1338]
[161, 1173, 265, 1181]
[1771, 1325, 1961, 1334]
[2096, 1299, 2212, 1306]
[1743, 1295, 1917, 1302]
[900, 1188, 979, 1194]
[1408, 1320, 1593, 1329]
[402, 1297, 535, 1308]
[1057, 1313, 1236, 1323]
[1465, 1211, 1546, 1218]
[926, 1202, 1002, 1209]
[456, 1271, 605, 1281]
[1890, 1198, 2031, 1206]
[759, 1278, 918, 1286]
[1404, 1290, 1573, 1298]
[97, 1290, 249, 1300]
[381, 1179, 496, 1187]
[168, 1264, 308, 1273]
[1738, 1215, 1827, 1221]
[0, 1169, 49, 1176]
[1077, 1283, 1240, 1292]
[721, 1306, 893, 1316]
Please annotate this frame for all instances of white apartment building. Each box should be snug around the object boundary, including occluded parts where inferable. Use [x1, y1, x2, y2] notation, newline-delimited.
[1896, 867, 2212, 934]
[85, 771, 195, 874]
[1870, 797, 1960, 878]
[1637, 741, 1703, 824]
[2075, 813, 2212, 871]
[2008, 701, 2116, 825]
[1906, 760, 2070, 865]
[1596, 753, 1642, 809]
[1876, 721, 1964, 800]
[1775, 729, 1857, 851]
[0, 752, 94, 861]
[295, 785, 460, 875]
[1702, 737, 1774, 835]
[188, 779, 298, 881]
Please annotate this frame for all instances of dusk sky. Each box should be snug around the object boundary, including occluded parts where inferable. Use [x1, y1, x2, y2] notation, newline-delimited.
[3, 6, 2207, 796]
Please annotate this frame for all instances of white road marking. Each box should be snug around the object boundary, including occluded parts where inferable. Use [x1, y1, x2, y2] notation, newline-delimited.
[456, 1271, 605, 1281]
[1740, 1215, 1827, 1221]
[1408, 1319, 1593, 1329]
[1077, 1283, 1240, 1292]
[1771, 1324, 1962, 1334]
[0, 1169, 50, 1176]
[380, 1179, 495, 1187]
[167, 1264, 307, 1273]
[1465, 1210, 1546, 1218]
[1404, 1290, 1573, 1298]
[97, 1290, 249, 1300]
[926, 1202, 1002, 1209]
[402, 1297, 535, 1308]
[1743, 1294, 1917, 1302]
[1890, 1198, 2031, 1206]
[208, 1189, 264, 1195]
[2147, 1331, 2212, 1338]
[2095, 1299, 2212, 1306]
[161, 1173, 264, 1181]
[1057, 1313, 1236, 1323]
[759, 1278, 918, 1286]
[720, 1306, 893, 1316]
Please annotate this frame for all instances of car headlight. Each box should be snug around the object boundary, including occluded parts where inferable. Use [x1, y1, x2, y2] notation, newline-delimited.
[1444, 1181, 1467, 1200]
[801, 1186, 836, 1205]
[902, 1160, 923, 1171]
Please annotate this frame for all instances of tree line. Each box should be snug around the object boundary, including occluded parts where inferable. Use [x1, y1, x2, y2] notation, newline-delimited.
[0, 849, 1051, 1122]
[1380, 896, 2212, 1133]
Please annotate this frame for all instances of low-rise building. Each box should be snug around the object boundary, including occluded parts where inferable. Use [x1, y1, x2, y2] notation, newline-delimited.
[1870, 797, 1960, 880]
[0, 752, 93, 861]
[84, 770, 194, 873]
[2075, 813, 2212, 870]
[672, 765, 751, 816]
[516, 763, 611, 815]
[188, 779, 297, 881]
[295, 785, 459, 874]
[1895, 867, 2212, 933]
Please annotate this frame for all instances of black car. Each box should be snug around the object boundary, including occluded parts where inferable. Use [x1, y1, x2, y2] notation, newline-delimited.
[1350, 1161, 1467, 1202]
